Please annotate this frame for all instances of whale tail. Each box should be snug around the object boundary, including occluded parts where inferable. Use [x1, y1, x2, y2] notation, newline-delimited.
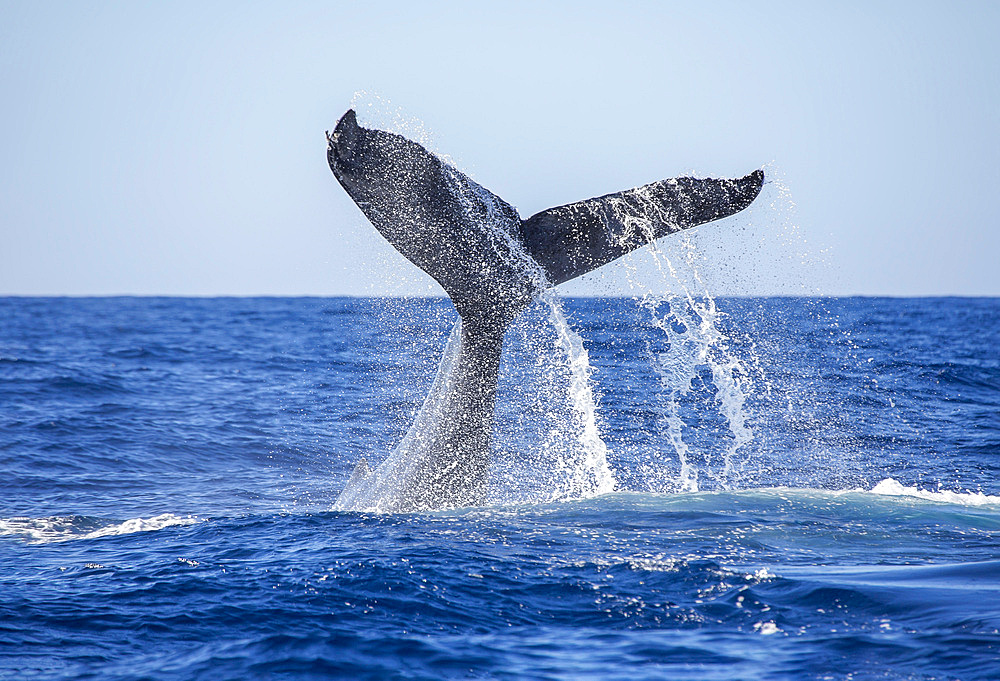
[327, 109, 764, 318]
[519, 170, 764, 286]
[326, 110, 766, 512]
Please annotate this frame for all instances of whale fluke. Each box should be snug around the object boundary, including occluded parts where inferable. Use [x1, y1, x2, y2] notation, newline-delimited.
[327, 109, 764, 511]
[327, 109, 535, 327]
[519, 171, 765, 285]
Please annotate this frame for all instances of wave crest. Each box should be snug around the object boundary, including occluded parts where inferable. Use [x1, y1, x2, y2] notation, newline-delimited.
[0, 513, 200, 544]
[866, 478, 1000, 507]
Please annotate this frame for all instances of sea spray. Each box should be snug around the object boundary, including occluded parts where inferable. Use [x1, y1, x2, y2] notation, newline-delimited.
[441, 166, 617, 503]
[612, 171, 875, 493]
[492, 297, 617, 503]
[607, 182, 763, 493]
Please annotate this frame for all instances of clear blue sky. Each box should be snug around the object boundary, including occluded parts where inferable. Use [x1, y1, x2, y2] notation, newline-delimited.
[2, 1, 998, 296]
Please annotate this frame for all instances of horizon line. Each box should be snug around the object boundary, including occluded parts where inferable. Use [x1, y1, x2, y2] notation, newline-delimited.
[2, 293, 998, 300]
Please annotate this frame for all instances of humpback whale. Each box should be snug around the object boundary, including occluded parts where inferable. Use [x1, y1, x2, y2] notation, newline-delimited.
[327, 109, 763, 512]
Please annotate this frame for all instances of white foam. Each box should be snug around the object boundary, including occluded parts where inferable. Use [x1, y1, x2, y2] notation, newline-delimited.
[0, 513, 200, 544]
[753, 621, 781, 635]
[865, 478, 1000, 507]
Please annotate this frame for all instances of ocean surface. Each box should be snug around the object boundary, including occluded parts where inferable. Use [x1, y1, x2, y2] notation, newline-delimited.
[1, 295, 998, 680]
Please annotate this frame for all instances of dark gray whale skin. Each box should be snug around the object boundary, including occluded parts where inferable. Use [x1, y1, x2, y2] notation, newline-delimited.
[327, 109, 763, 511]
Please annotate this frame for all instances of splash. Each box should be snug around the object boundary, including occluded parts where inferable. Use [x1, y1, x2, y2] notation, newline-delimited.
[491, 294, 617, 503]
[640, 243, 757, 492]
[592, 167, 846, 493]
[609, 180, 766, 493]
[440, 165, 617, 504]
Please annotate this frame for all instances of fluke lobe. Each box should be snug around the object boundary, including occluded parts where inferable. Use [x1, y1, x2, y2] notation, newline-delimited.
[327, 109, 763, 512]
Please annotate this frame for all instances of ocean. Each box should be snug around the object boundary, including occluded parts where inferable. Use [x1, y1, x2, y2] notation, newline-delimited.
[1, 295, 998, 680]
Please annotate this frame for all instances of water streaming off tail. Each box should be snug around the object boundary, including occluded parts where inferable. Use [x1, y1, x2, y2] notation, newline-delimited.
[598, 176, 771, 494]
[441, 166, 617, 504]
[492, 294, 617, 504]
[626, 237, 760, 493]
[603, 170, 866, 493]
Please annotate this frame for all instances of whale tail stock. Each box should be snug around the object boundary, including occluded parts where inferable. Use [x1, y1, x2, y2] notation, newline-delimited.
[327, 109, 764, 324]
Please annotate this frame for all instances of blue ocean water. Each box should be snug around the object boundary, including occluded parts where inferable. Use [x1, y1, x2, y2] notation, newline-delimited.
[1, 296, 998, 680]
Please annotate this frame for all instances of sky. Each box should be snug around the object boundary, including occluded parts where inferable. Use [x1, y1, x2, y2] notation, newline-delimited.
[1, 1, 998, 297]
